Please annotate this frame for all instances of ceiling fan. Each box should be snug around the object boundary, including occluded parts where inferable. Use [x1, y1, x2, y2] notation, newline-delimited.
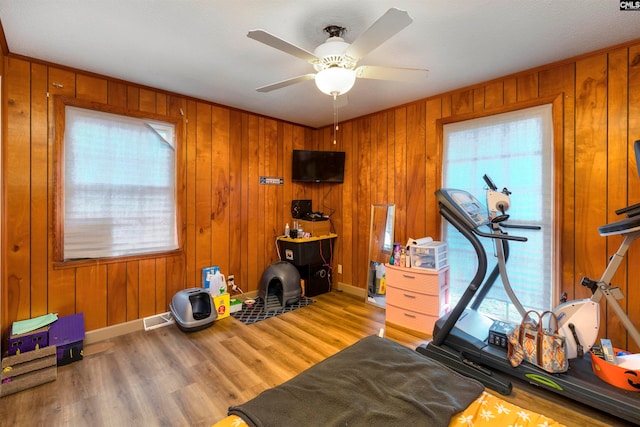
[247, 8, 428, 99]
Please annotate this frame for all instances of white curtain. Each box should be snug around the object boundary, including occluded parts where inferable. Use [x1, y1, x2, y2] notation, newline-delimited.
[442, 104, 554, 321]
[64, 106, 178, 259]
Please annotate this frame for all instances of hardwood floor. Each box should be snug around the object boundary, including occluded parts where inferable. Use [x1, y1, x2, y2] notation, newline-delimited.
[0, 291, 634, 426]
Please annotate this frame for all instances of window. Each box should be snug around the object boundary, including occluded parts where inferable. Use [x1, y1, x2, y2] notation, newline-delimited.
[442, 104, 554, 322]
[55, 97, 181, 261]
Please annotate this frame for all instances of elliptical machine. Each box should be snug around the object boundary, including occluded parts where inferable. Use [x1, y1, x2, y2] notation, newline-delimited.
[416, 159, 640, 424]
[472, 174, 541, 321]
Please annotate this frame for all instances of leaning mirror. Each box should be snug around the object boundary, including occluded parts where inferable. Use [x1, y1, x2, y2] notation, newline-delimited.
[366, 204, 395, 308]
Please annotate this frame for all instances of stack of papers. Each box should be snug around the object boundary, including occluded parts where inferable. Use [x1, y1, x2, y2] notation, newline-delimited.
[11, 313, 58, 335]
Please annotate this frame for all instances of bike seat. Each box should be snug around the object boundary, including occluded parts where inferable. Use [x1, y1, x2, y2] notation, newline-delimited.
[599, 214, 640, 236]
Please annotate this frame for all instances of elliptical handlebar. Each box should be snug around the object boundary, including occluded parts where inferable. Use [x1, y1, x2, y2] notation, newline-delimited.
[500, 223, 541, 230]
[482, 173, 540, 237]
[483, 174, 498, 191]
[474, 227, 528, 242]
[499, 223, 541, 231]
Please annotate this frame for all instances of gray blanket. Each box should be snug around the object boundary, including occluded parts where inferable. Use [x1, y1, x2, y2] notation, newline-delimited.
[228, 335, 483, 427]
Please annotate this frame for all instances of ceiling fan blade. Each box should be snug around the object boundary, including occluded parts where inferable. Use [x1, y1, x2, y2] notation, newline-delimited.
[256, 74, 316, 92]
[346, 8, 413, 60]
[247, 30, 318, 63]
[355, 65, 428, 82]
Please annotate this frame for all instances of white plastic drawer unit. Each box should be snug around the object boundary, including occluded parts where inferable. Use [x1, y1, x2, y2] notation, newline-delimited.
[409, 242, 448, 270]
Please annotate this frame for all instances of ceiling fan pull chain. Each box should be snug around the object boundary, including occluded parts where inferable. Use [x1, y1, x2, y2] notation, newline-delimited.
[333, 94, 339, 144]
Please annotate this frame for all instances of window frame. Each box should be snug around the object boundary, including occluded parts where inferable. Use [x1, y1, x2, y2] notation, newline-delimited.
[53, 95, 185, 267]
[435, 94, 564, 306]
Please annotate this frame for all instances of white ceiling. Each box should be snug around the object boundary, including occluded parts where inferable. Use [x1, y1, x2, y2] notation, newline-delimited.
[2, 1, 640, 128]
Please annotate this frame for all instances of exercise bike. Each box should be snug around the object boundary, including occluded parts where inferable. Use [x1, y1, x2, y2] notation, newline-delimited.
[416, 156, 640, 424]
[553, 211, 640, 359]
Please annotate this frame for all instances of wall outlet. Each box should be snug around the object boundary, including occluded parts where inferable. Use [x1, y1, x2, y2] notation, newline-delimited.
[337, 264, 342, 274]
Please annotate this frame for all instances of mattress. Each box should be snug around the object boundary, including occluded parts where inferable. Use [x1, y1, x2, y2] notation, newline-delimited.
[212, 335, 565, 427]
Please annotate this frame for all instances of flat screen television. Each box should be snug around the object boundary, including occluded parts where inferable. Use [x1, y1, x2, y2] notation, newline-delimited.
[292, 150, 346, 183]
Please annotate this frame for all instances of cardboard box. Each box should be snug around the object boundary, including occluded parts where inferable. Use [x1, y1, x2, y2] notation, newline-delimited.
[294, 218, 331, 237]
[213, 293, 230, 319]
[49, 313, 85, 366]
[230, 297, 243, 314]
[8, 325, 49, 356]
[1, 345, 57, 397]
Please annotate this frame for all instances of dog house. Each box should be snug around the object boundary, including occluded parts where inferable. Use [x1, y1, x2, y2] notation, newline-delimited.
[259, 261, 302, 312]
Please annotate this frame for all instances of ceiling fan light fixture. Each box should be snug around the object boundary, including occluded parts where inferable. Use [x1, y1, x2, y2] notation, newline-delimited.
[313, 36, 351, 68]
[315, 67, 356, 97]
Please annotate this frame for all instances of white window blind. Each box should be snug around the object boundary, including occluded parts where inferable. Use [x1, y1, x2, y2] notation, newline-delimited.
[63, 106, 178, 260]
[442, 104, 554, 321]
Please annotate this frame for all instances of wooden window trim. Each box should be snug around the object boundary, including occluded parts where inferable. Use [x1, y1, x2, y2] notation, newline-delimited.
[52, 95, 186, 269]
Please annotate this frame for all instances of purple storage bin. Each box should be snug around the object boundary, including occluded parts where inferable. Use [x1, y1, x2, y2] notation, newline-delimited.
[49, 313, 85, 365]
[7, 325, 49, 356]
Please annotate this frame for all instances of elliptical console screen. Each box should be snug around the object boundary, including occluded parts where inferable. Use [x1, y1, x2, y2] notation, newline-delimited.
[436, 188, 489, 229]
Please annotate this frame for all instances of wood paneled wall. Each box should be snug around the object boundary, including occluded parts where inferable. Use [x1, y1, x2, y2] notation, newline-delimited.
[1, 57, 316, 337]
[321, 42, 640, 353]
[3, 39, 640, 353]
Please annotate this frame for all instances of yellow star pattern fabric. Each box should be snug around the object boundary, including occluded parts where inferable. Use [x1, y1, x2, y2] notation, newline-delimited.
[213, 391, 565, 427]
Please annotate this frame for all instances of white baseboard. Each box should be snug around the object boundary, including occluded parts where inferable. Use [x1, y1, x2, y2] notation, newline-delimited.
[85, 319, 144, 345]
[334, 281, 366, 299]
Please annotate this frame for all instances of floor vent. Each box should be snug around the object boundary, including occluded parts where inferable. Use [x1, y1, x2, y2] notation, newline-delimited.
[143, 312, 175, 331]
